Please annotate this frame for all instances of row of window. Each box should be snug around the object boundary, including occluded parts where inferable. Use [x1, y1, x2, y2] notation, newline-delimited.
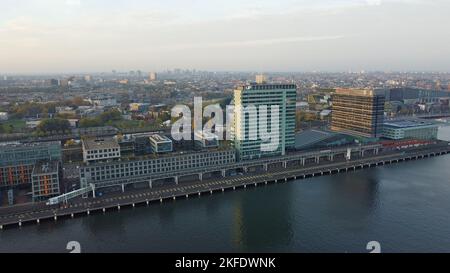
[86, 148, 119, 154]
[84, 159, 234, 181]
[85, 152, 120, 160]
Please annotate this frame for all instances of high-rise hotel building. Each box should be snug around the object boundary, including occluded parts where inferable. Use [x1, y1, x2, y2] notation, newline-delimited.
[331, 88, 385, 138]
[234, 83, 297, 160]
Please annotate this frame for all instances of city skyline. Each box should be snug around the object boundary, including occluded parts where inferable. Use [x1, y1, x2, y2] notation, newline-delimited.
[1, 0, 450, 74]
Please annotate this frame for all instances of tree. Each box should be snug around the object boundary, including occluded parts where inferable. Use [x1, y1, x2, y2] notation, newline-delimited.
[79, 109, 123, 128]
[99, 109, 122, 124]
[79, 117, 101, 128]
[36, 118, 71, 135]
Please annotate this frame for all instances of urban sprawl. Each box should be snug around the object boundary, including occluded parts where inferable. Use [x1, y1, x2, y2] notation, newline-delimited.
[0, 71, 450, 225]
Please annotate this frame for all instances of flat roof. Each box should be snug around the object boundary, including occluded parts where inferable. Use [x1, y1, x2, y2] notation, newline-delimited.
[335, 88, 384, 97]
[0, 141, 61, 149]
[383, 120, 436, 128]
[82, 137, 119, 150]
[149, 134, 172, 143]
[236, 83, 297, 91]
[33, 160, 59, 174]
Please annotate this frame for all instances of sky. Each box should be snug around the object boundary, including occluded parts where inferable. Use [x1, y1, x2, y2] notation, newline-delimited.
[0, 0, 450, 73]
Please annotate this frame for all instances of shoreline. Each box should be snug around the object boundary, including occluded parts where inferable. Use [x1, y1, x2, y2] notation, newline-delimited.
[1, 143, 449, 230]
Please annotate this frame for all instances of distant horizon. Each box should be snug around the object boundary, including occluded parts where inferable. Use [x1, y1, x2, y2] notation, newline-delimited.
[2, 70, 450, 77]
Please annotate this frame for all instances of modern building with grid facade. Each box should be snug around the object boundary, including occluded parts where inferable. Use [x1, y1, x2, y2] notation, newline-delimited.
[0, 141, 61, 188]
[80, 149, 236, 189]
[234, 83, 297, 161]
[31, 161, 60, 201]
[331, 88, 385, 138]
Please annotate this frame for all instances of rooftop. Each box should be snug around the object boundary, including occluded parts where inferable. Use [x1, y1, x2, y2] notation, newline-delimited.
[295, 129, 337, 149]
[32, 160, 59, 175]
[0, 141, 61, 149]
[384, 120, 437, 128]
[82, 137, 119, 150]
[334, 88, 384, 97]
[236, 83, 297, 91]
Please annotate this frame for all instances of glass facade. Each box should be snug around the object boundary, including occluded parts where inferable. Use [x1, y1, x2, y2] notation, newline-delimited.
[234, 84, 297, 161]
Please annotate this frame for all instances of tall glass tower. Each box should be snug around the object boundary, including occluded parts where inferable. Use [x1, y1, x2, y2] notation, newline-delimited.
[233, 83, 297, 161]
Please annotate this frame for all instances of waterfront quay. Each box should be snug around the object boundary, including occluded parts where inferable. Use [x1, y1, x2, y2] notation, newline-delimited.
[0, 143, 449, 230]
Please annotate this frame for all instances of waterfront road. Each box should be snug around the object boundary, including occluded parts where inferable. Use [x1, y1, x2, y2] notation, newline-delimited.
[1, 145, 450, 228]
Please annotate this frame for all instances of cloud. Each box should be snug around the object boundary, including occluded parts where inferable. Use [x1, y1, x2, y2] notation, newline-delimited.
[65, 0, 81, 6]
[164, 35, 346, 50]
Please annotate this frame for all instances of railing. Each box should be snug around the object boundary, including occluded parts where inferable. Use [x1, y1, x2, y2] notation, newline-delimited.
[46, 184, 95, 205]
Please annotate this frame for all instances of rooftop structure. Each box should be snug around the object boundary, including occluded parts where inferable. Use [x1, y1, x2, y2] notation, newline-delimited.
[149, 134, 173, 153]
[82, 137, 121, 163]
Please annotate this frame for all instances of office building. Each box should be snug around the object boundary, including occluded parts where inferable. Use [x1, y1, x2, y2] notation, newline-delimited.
[80, 149, 236, 189]
[0, 142, 61, 187]
[82, 137, 121, 164]
[0, 142, 61, 200]
[234, 83, 297, 160]
[149, 134, 173, 153]
[383, 120, 438, 140]
[331, 88, 385, 138]
[31, 161, 60, 201]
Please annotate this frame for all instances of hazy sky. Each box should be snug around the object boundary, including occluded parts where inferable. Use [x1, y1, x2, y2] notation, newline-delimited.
[1, 0, 450, 73]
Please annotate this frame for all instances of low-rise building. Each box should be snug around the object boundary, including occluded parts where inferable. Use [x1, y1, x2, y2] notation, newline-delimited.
[88, 95, 118, 107]
[82, 137, 121, 164]
[383, 120, 439, 140]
